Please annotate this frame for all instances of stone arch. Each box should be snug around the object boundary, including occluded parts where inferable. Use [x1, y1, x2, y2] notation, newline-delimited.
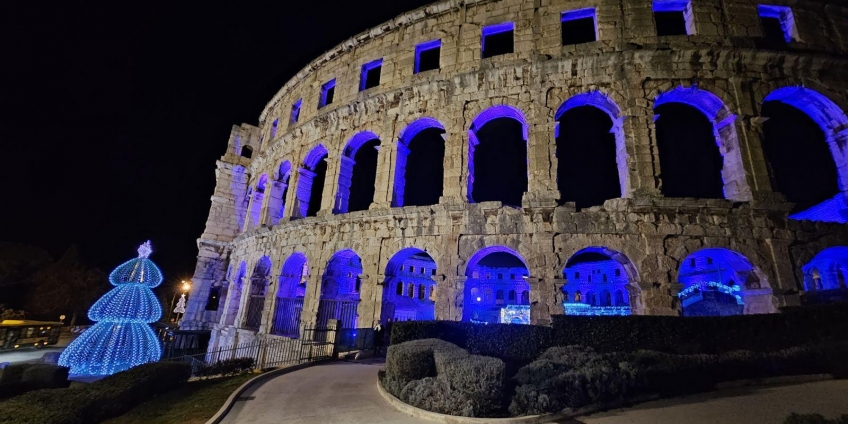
[561, 246, 642, 315]
[555, 91, 628, 206]
[654, 86, 751, 201]
[335, 131, 381, 214]
[270, 252, 308, 337]
[677, 248, 774, 316]
[267, 161, 292, 225]
[762, 87, 848, 222]
[392, 117, 447, 207]
[382, 247, 438, 322]
[318, 249, 363, 329]
[463, 245, 531, 323]
[243, 256, 272, 330]
[467, 105, 529, 206]
[295, 144, 329, 218]
[802, 246, 848, 291]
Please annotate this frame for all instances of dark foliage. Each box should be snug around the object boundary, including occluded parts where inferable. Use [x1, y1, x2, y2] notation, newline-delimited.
[0, 364, 70, 399]
[785, 413, 848, 424]
[509, 342, 848, 416]
[195, 357, 255, 378]
[0, 362, 191, 424]
[551, 303, 848, 354]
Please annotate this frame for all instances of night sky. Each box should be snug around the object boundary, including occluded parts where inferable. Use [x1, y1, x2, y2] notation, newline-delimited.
[0, 1, 433, 285]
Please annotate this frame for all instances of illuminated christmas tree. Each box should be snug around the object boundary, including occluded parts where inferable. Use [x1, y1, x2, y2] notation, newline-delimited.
[59, 241, 163, 375]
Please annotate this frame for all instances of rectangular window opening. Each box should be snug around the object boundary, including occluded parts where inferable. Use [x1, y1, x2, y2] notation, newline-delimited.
[319, 79, 335, 109]
[290, 99, 302, 125]
[415, 40, 441, 73]
[360, 59, 383, 91]
[653, 0, 695, 36]
[270, 119, 279, 139]
[758, 5, 797, 43]
[482, 22, 514, 58]
[561, 8, 598, 45]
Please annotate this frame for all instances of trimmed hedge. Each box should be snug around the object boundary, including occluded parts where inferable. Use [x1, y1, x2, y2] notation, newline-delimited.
[509, 342, 848, 416]
[0, 364, 70, 399]
[391, 303, 848, 357]
[0, 362, 191, 424]
[382, 339, 507, 417]
[195, 357, 255, 378]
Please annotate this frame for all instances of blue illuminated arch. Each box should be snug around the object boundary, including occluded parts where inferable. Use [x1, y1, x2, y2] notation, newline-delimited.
[383, 247, 438, 322]
[654, 86, 751, 201]
[269, 161, 293, 225]
[677, 248, 768, 316]
[246, 173, 269, 229]
[462, 245, 531, 323]
[335, 131, 381, 213]
[318, 249, 363, 329]
[763, 87, 848, 223]
[802, 246, 848, 291]
[392, 118, 446, 207]
[295, 144, 329, 218]
[555, 91, 629, 198]
[222, 261, 247, 326]
[467, 105, 529, 203]
[561, 246, 639, 316]
[465, 245, 529, 275]
[271, 252, 308, 337]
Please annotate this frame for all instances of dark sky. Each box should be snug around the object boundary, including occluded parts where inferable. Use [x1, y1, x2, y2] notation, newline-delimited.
[0, 1, 433, 284]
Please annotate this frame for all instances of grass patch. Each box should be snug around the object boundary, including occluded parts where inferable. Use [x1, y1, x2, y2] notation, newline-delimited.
[103, 373, 256, 424]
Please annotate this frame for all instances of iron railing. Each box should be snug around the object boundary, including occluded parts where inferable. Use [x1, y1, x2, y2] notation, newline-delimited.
[244, 296, 265, 330]
[316, 299, 358, 329]
[163, 328, 335, 375]
[271, 297, 303, 337]
[335, 327, 375, 356]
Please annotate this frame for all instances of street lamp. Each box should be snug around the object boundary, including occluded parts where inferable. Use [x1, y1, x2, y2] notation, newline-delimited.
[169, 280, 192, 323]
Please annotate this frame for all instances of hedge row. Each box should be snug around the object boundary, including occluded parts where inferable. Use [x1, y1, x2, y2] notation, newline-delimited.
[391, 303, 848, 359]
[0, 362, 192, 424]
[382, 339, 507, 417]
[0, 364, 70, 399]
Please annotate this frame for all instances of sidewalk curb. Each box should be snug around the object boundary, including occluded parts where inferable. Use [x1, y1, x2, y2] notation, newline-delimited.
[205, 359, 331, 424]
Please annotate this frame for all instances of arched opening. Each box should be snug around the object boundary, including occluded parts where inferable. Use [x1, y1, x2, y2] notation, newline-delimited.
[317, 249, 362, 329]
[383, 247, 437, 322]
[267, 161, 292, 225]
[245, 174, 268, 229]
[468, 106, 528, 207]
[222, 262, 246, 327]
[654, 86, 749, 200]
[296, 145, 328, 218]
[244, 256, 272, 330]
[271, 253, 308, 337]
[335, 132, 380, 213]
[802, 247, 848, 295]
[762, 87, 848, 222]
[393, 118, 446, 207]
[463, 246, 530, 324]
[561, 247, 637, 316]
[240, 145, 253, 158]
[677, 248, 766, 316]
[555, 92, 626, 208]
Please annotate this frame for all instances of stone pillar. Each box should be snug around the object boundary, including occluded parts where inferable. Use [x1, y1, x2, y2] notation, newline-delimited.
[438, 276, 465, 321]
[333, 156, 355, 213]
[259, 271, 280, 335]
[319, 155, 340, 216]
[524, 121, 559, 207]
[624, 100, 661, 198]
[262, 181, 286, 226]
[182, 239, 230, 330]
[526, 277, 552, 325]
[292, 168, 316, 218]
[371, 143, 393, 209]
[439, 131, 463, 205]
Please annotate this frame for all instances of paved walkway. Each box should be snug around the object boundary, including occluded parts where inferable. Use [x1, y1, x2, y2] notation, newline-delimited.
[576, 380, 848, 424]
[220, 361, 848, 424]
[220, 361, 429, 424]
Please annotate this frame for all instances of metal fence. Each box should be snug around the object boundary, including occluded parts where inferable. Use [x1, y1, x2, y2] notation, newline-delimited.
[163, 328, 335, 375]
[316, 299, 358, 329]
[335, 327, 375, 356]
[243, 296, 265, 330]
[271, 297, 303, 337]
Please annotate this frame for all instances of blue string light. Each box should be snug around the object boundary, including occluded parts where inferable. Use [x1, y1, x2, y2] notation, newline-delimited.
[59, 241, 163, 376]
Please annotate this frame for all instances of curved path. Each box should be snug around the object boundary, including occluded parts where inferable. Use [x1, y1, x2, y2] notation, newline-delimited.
[220, 361, 848, 424]
[220, 361, 429, 424]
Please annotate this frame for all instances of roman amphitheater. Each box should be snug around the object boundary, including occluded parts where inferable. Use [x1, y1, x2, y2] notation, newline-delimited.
[181, 0, 848, 349]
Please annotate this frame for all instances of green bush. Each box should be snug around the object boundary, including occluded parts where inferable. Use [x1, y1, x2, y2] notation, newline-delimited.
[384, 339, 507, 417]
[385, 339, 457, 382]
[0, 364, 70, 399]
[0, 362, 191, 424]
[510, 343, 848, 416]
[392, 304, 848, 357]
[784, 413, 848, 424]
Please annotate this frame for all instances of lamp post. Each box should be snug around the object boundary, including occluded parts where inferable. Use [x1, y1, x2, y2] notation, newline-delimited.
[168, 280, 191, 323]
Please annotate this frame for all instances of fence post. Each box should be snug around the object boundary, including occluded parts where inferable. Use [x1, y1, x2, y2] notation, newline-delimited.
[327, 319, 340, 359]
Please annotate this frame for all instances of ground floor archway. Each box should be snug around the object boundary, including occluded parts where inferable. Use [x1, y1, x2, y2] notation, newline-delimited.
[561, 247, 638, 316]
[382, 247, 437, 323]
[462, 246, 530, 324]
[677, 248, 769, 316]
